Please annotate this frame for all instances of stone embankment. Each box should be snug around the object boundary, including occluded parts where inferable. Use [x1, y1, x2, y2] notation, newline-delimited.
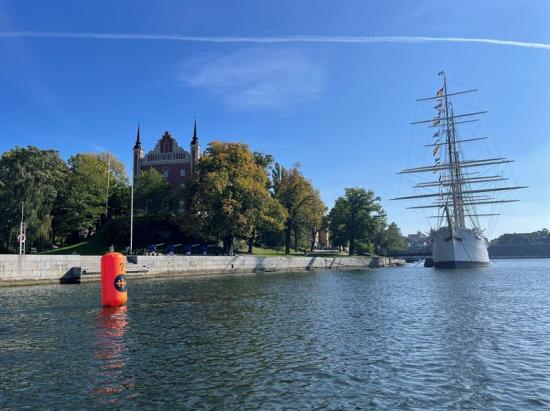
[0, 254, 403, 286]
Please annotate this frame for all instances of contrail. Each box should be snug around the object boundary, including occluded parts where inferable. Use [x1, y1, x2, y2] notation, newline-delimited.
[0, 31, 549, 50]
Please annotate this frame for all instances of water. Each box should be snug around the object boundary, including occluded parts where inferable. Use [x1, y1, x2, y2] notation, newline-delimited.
[1, 259, 549, 409]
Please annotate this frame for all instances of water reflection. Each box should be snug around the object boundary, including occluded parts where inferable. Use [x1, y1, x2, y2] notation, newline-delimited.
[92, 306, 135, 404]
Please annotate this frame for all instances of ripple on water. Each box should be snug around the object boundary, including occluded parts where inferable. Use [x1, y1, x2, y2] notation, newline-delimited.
[1, 259, 550, 409]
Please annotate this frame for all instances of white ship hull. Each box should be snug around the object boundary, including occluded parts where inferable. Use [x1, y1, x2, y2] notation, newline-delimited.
[431, 227, 490, 268]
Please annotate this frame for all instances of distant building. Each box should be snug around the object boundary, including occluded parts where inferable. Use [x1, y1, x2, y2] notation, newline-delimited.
[133, 120, 201, 190]
[315, 228, 331, 249]
[406, 231, 429, 248]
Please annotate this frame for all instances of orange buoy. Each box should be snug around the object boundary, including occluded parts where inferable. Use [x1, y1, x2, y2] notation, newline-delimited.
[100, 252, 128, 307]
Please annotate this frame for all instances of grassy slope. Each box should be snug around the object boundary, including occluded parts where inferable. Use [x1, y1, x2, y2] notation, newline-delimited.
[247, 246, 303, 256]
[41, 239, 113, 255]
[42, 242, 347, 257]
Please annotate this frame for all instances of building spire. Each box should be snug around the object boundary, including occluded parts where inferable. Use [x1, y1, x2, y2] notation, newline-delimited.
[191, 117, 198, 145]
[190, 117, 201, 170]
[134, 123, 142, 149]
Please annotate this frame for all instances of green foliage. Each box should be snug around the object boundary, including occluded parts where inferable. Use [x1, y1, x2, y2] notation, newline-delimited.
[272, 164, 325, 254]
[354, 241, 376, 255]
[488, 228, 550, 257]
[101, 215, 183, 249]
[0, 144, 405, 257]
[491, 229, 550, 245]
[183, 142, 273, 254]
[42, 237, 113, 255]
[253, 152, 275, 178]
[0, 146, 68, 252]
[328, 187, 386, 255]
[134, 168, 175, 218]
[377, 222, 407, 254]
[55, 152, 128, 242]
[99, 216, 130, 246]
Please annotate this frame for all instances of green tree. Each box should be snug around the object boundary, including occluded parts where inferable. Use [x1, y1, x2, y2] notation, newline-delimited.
[244, 152, 287, 253]
[55, 152, 128, 242]
[247, 196, 288, 253]
[378, 222, 407, 254]
[301, 194, 326, 252]
[272, 164, 325, 254]
[184, 142, 273, 255]
[329, 188, 386, 255]
[0, 146, 68, 252]
[99, 152, 130, 219]
[134, 168, 175, 218]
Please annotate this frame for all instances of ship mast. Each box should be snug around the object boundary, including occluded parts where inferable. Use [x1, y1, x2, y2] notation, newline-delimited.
[391, 72, 527, 228]
[442, 72, 465, 228]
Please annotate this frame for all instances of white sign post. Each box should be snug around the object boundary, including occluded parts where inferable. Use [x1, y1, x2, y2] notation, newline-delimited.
[18, 223, 26, 255]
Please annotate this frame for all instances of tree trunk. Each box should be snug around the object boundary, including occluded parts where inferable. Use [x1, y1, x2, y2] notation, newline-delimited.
[310, 228, 316, 252]
[294, 228, 299, 253]
[223, 235, 234, 255]
[285, 225, 291, 255]
[349, 234, 355, 256]
[247, 230, 255, 254]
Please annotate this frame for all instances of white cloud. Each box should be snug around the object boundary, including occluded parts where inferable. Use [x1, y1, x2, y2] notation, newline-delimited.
[1, 31, 549, 50]
[178, 48, 325, 111]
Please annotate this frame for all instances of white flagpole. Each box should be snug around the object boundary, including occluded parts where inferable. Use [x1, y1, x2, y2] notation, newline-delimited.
[130, 167, 134, 255]
[105, 152, 111, 217]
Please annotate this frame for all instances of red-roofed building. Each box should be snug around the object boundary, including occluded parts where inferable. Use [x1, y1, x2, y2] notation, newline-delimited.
[133, 120, 201, 191]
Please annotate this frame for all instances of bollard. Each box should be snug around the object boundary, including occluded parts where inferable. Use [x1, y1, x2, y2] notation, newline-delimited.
[100, 252, 128, 307]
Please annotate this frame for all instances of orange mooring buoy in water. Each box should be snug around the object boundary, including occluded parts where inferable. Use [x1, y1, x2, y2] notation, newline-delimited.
[101, 252, 128, 307]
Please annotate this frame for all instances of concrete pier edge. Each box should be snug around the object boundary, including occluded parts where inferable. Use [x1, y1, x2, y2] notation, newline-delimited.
[0, 254, 400, 287]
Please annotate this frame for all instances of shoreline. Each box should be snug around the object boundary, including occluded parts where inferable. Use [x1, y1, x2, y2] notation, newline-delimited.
[0, 254, 400, 287]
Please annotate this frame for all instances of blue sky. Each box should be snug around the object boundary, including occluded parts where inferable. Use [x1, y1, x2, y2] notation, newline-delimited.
[0, 0, 548, 238]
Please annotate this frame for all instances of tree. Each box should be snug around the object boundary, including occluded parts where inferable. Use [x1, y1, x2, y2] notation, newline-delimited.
[99, 152, 130, 219]
[184, 142, 273, 255]
[0, 146, 68, 252]
[134, 168, 175, 218]
[272, 164, 325, 254]
[302, 195, 326, 252]
[244, 152, 287, 253]
[55, 152, 128, 242]
[328, 188, 386, 255]
[248, 197, 287, 253]
[378, 222, 407, 254]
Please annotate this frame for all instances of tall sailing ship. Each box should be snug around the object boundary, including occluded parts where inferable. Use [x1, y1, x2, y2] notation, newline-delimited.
[393, 72, 526, 268]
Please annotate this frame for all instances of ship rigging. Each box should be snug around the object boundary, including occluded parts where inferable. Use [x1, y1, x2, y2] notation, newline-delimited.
[392, 72, 526, 268]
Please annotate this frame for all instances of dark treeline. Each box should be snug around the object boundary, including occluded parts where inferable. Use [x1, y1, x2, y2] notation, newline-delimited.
[490, 229, 550, 245]
[0, 144, 406, 255]
[489, 229, 550, 257]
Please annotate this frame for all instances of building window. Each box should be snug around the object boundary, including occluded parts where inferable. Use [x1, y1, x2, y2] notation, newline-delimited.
[163, 168, 169, 178]
[180, 169, 186, 177]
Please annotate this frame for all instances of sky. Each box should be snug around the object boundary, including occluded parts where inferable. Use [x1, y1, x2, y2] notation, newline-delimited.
[0, 0, 548, 239]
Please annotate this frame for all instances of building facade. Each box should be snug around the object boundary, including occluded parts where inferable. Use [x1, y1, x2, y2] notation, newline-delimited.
[133, 121, 201, 190]
[314, 228, 331, 249]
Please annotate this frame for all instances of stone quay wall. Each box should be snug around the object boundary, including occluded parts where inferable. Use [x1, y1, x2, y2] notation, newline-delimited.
[130, 255, 374, 277]
[0, 255, 82, 286]
[0, 254, 377, 286]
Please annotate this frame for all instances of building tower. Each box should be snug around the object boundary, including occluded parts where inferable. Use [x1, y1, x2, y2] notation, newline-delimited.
[132, 124, 144, 183]
[190, 118, 201, 173]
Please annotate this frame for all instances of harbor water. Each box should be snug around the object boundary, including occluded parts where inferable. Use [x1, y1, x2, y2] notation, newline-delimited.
[1, 259, 549, 409]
